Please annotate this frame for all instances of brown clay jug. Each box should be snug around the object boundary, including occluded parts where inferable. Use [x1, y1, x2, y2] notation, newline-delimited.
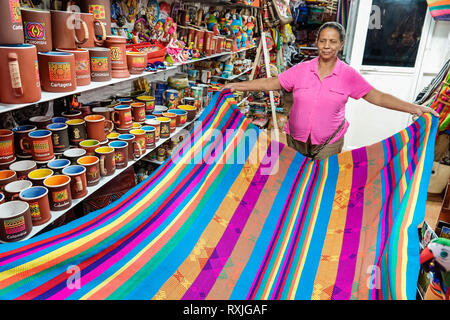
[104, 35, 129, 79]
[79, 0, 112, 35]
[51, 10, 88, 49]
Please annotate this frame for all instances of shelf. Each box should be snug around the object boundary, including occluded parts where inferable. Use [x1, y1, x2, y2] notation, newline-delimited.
[0, 111, 203, 243]
[0, 46, 256, 114]
[181, 0, 261, 9]
[142, 158, 164, 166]
[212, 66, 253, 81]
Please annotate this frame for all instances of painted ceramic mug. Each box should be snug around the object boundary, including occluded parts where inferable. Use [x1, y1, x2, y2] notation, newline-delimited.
[43, 174, 72, 211]
[47, 158, 71, 174]
[21, 129, 54, 162]
[145, 119, 160, 142]
[170, 109, 187, 126]
[104, 35, 129, 78]
[76, 12, 107, 48]
[0, 0, 24, 44]
[136, 95, 155, 115]
[129, 129, 146, 154]
[88, 47, 111, 82]
[38, 51, 77, 93]
[13, 125, 37, 158]
[126, 51, 147, 75]
[19, 186, 51, 226]
[0, 201, 33, 242]
[79, 139, 100, 156]
[21, 8, 52, 52]
[0, 130, 16, 164]
[111, 105, 133, 129]
[108, 140, 128, 169]
[95, 146, 115, 176]
[29, 115, 52, 129]
[27, 168, 54, 186]
[84, 114, 114, 143]
[62, 165, 87, 199]
[162, 113, 177, 133]
[77, 155, 100, 186]
[56, 48, 91, 86]
[9, 160, 37, 180]
[118, 134, 143, 161]
[141, 126, 156, 149]
[66, 119, 87, 145]
[130, 102, 146, 123]
[0, 170, 17, 192]
[4, 179, 33, 201]
[0, 44, 41, 105]
[47, 123, 70, 153]
[50, 10, 88, 49]
[63, 148, 86, 165]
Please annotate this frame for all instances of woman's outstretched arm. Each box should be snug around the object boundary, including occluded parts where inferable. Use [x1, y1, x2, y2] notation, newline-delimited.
[222, 77, 283, 92]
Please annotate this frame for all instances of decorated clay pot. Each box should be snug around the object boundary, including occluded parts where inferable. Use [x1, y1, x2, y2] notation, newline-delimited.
[0, 0, 24, 45]
[136, 95, 155, 115]
[56, 48, 91, 86]
[19, 186, 51, 226]
[21, 8, 53, 52]
[162, 113, 177, 133]
[0, 170, 17, 192]
[87, 47, 111, 81]
[47, 122, 70, 153]
[0, 44, 41, 105]
[108, 140, 128, 169]
[130, 102, 146, 123]
[21, 129, 54, 162]
[79, 139, 100, 156]
[9, 160, 37, 181]
[0, 201, 32, 242]
[66, 119, 87, 146]
[129, 129, 146, 154]
[126, 51, 147, 75]
[79, 0, 112, 35]
[38, 51, 77, 92]
[13, 125, 36, 158]
[27, 168, 54, 186]
[104, 35, 129, 78]
[94, 146, 115, 176]
[62, 165, 87, 199]
[118, 134, 143, 161]
[43, 174, 72, 211]
[50, 10, 88, 49]
[77, 155, 100, 186]
[156, 117, 171, 139]
[0, 130, 15, 164]
[111, 105, 133, 129]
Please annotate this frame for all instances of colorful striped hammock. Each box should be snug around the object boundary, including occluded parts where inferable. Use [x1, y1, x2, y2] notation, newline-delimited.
[426, 0, 450, 20]
[0, 90, 438, 300]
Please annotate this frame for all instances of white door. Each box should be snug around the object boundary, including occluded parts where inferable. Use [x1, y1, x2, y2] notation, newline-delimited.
[343, 0, 433, 150]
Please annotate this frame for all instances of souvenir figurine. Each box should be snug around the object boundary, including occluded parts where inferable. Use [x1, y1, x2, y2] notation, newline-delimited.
[165, 37, 184, 63]
[206, 12, 220, 35]
[160, 17, 177, 43]
[152, 20, 164, 41]
[179, 47, 190, 63]
[219, 13, 232, 37]
[420, 238, 450, 300]
[230, 14, 243, 36]
[133, 18, 151, 42]
[245, 16, 256, 46]
[240, 28, 248, 48]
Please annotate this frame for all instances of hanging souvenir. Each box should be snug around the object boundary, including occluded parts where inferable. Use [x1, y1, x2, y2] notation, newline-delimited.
[271, 0, 293, 25]
[146, 0, 160, 27]
[159, 1, 171, 23]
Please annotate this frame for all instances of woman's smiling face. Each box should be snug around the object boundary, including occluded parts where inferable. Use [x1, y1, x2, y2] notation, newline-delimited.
[316, 27, 344, 61]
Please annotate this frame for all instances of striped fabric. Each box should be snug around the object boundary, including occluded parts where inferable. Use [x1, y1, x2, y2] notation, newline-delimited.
[0, 90, 438, 300]
[430, 72, 450, 131]
[427, 0, 450, 20]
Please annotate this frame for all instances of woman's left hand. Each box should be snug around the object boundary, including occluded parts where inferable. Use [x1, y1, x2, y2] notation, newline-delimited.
[411, 105, 440, 118]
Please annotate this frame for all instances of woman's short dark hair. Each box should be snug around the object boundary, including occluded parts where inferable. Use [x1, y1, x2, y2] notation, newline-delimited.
[317, 22, 346, 43]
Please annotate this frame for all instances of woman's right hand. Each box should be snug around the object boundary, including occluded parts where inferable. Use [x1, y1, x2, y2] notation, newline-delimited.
[221, 83, 239, 92]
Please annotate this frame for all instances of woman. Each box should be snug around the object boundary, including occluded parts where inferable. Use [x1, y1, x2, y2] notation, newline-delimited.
[223, 22, 439, 159]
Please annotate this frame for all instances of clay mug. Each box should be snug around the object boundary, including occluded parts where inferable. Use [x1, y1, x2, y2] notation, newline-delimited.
[9, 160, 37, 181]
[21, 8, 53, 52]
[43, 174, 72, 211]
[94, 146, 115, 176]
[62, 165, 87, 199]
[84, 114, 114, 143]
[19, 186, 51, 226]
[76, 12, 106, 48]
[112, 105, 133, 129]
[0, 130, 16, 164]
[27, 168, 54, 186]
[130, 102, 146, 123]
[56, 48, 91, 86]
[47, 158, 71, 174]
[136, 95, 156, 115]
[29, 116, 52, 129]
[0, 0, 24, 45]
[0, 201, 33, 242]
[21, 129, 54, 162]
[66, 119, 87, 146]
[108, 140, 128, 169]
[141, 126, 156, 149]
[92, 107, 111, 120]
[50, 10, 88, 49]
[156, 117, 171, 139]
[4, 179, 33, 201]
[51, 117, 69, 124]
[145, 119, 160, 142]
[63, 148, 86, 165]
[104, 35, 129, 78]
[79, 139, 100, 156]
[115, 97, 133, 105]
[171, 109, 187, 126]
[0, 170, 17, 192]
[0, 193, 4, 205]
[0, 44, 41, 105]
[79, 0, 112, 35]
[12, 125, 36, 159]
[126, 51, 147, 75]
[118, 134, 143, 161]
[162, 113, 177, 133]
[77, 155, 100, 186]
[129, 129, 147, 154]
[88, 47, 111, 81]
[47, 123, 70, 153]
[106, 132, 120, 141]
[38, 51, 77, 93]
[61, 109, 83, 120]
[178, 105, 197, 122]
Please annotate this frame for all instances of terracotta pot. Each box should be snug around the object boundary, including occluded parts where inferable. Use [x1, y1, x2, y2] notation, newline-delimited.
[4, 179, 33, 201]
[0, 170, 17, 192]
[111, 105, 133, 129]
[19, 186, 51, 226]
[162, 113, 177, 133]
[0, 130, 15, 164]
[21, 129, 54, 162]
[87, 47, 111, 81]
[56, 48, 91, 86]
[63, 148, 86, 165]
[21, 8, 52, 52]
[0, 201, 32, 242]
[95, 146, 115, 176]
[47, 158, 71, 174]
[0, 44, 41, 104]
[118, 134, 143, 161]
[84, 114, 113, 143]
[50, 10, 88, 50]
[141, 126, 156, 149]
[0, 0, 24, 45]
[156, 117, 171, 139]
[171, 109, 187, 126]
[62, 165, 87, 199]
[145, 119, 160, 142]
[47, 123, 70, 153]
[77, 12, 106, 48]
[108, 140, 128, 169]
[79, 139, 100, 156]
[9, 160, 37, 181]
[13, 125, 36, 159]
[77, 155, 100, 186]
[130, 102, 146, 123]
[79, 0, 112, 35]
[43, 174, 72, 211]
[129, 129, 146, 154]
[104, 35, 129, 78]
[136, 95, 155, 115]
[38, 51, 77, 92]
[27, 168, 54, 186]
[126, 51, 147, 75]
[66, 119, 87, 146]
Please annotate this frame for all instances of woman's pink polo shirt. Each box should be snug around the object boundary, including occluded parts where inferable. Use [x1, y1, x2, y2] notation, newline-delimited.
[278, 57, 373, 145]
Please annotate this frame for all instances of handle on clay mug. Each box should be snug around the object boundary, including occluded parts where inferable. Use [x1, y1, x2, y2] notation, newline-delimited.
[99, 155, 106, 176]
[11, 193, 20, 201]
[7, 53, 24, 97]
[133, 141, 143, 159]
[74, 175, 83, 193]
[104, 120, 114, 134]
[74, 19, 89, 45]
[111, 111, 120, 127]
[93, 19, 107, 46]
[20, 137, 32, 154]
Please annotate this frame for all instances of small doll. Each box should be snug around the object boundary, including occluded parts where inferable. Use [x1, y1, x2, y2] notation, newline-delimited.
[206, 12, 220, 35]
[133, 18, 151, 43]
[160, 17, 177, 43]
